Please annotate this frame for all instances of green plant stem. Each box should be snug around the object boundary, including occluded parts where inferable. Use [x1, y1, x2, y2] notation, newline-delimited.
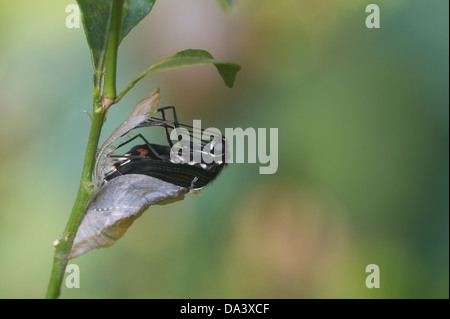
[114, 68, 148, 104]
[45, 0, 124, 299]
[103, 0, 124, 100]
[45, 98, 105, 299]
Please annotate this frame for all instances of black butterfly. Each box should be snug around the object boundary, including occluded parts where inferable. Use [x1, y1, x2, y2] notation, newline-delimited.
[103, 106, 226, 189]
[71, 97, 230, 258]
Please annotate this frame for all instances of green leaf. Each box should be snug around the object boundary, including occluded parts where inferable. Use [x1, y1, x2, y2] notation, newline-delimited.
[77, 0, 113, 72]
[115, 49, 241, 103]
[149, 49, 241, 87]
[77, 0, 156, 72]
[121, 0, 156, 43]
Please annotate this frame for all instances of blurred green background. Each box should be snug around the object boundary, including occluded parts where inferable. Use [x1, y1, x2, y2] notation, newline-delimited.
[0, 0, 448, 298]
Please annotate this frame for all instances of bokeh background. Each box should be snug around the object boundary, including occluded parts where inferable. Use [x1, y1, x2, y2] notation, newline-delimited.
[0, 0, 448, 298]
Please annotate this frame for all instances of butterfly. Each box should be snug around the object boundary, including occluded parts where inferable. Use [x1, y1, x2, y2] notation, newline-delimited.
[69, 89, 226, 258]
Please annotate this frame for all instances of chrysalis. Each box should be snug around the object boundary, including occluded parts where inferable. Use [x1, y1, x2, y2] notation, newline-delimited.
[69, 174, 188, 259]
[68, 89, 226, 258]
[93, 88, 161, 188]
